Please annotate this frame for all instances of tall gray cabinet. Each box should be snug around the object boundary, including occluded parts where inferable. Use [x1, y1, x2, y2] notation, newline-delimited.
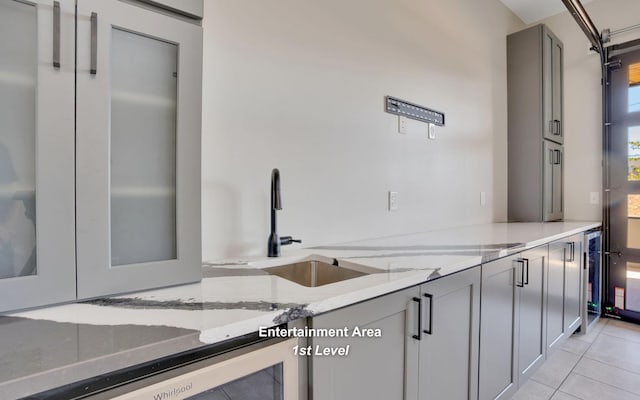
[508, 24, 564, 222]
[0, 0, 203, 312]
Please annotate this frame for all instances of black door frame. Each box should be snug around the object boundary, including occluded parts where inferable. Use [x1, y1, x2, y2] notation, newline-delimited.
[604, 39, 640, 323]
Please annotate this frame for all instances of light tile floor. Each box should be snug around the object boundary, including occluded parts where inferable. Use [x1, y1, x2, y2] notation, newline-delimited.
[511, 318, 640, 400]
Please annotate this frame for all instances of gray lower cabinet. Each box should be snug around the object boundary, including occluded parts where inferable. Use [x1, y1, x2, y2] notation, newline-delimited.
[415, 267, 480, 400]
[479, 247, 547, 400]
[564, 234, 583, 334]
[479, 254, 519, 400]
[310, 286, 419, 400]
[546, 234, 585, 354]
[310, 267, 480, 400]
[546, 241, 566, 353]
[517, 247, 546, 382]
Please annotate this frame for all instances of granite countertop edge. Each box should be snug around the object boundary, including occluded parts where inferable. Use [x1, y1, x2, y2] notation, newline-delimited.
[0, 221, 602, 398]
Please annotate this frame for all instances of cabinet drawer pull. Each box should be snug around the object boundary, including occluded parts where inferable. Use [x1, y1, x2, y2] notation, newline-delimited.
[423, 293, 433, 335]
[412, 297, 422, 341]
[566, 242, 575, 262]
[53, 1, 60, 68]
[516, 259, 525, 287]
[90, 12, 98, 75]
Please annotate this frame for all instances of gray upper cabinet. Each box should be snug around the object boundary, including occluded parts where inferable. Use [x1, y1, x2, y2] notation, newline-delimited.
[543, 27, 564, 144]
[137, 0, 203, 19]
[0, 0, 76, 312]
[0, 0, 203, 311]
[544, 141, 564, 221]
[75, 0, 202, 299]
[507, 24, 564, 222]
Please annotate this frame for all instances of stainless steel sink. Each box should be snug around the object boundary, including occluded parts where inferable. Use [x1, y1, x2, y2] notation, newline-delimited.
[263, 260, 370, 287]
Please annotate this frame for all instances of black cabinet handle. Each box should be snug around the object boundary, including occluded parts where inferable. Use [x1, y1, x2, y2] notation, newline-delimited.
[412, 297, 422, 341]
[53, 1, 60, 68]
[90, 12, 98, 75]
[566, 242, 575, 262]
[523, 258, 529, 285]
[423, 293, 433, 335]
[516, 259, 525, 287]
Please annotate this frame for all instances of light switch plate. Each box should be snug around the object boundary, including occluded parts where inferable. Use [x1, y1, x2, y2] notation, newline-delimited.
[589, 192, 600, 205]
[428, 123, 436, 140]
[480, 191, 486, 206]
[388, 191, 398, 211]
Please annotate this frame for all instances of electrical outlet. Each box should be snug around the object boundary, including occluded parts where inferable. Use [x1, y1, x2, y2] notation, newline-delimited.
[398, 116, 408, 134]
[480, 191, 486, 206]
[589, 192, 600, 205]
[388, 191, 399, 211]
[428, 123, 436, 140]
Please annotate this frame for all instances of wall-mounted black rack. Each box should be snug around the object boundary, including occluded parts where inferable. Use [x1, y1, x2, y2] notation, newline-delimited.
[385, 96, 445, 126]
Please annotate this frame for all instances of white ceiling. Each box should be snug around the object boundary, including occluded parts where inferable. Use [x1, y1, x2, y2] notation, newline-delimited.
[498, 0, 594, 24]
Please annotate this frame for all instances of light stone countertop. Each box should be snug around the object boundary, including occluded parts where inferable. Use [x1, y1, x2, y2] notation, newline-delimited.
[0, 221, 601, 398]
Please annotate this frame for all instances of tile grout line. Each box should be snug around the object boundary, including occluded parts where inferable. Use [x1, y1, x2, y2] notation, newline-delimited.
[580, 352, 640, 377]
[569, 370, 640, 399]
[547, 319, 608, 400]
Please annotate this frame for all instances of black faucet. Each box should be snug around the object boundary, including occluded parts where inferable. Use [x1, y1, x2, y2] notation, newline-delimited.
[268, 168, 301, 257]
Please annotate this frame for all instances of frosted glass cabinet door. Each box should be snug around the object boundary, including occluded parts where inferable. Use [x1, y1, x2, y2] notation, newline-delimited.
[0, 0, 76, 312]
[76, 0, 202, 298]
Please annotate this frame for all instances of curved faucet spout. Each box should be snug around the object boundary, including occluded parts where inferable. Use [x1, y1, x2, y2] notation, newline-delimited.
[268, 168, 301, 257]
[271, 168, 282, 210]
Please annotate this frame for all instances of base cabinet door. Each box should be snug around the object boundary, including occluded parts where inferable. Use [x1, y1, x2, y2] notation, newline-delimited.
[547, 241, 566, 353]
[310, 286, 419, 400]
[479, 255, 519, 400]
[518, 247, 546, 382]
[417, 267, 480, 400]
[564, 234, 583, 334]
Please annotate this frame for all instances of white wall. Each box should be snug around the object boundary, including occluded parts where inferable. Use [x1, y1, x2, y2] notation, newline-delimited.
[538, 0, 640, 221]
[201, 0, 523, 260]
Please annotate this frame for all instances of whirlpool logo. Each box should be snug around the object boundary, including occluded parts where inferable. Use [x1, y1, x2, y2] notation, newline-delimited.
[152, 382, 193, 400]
